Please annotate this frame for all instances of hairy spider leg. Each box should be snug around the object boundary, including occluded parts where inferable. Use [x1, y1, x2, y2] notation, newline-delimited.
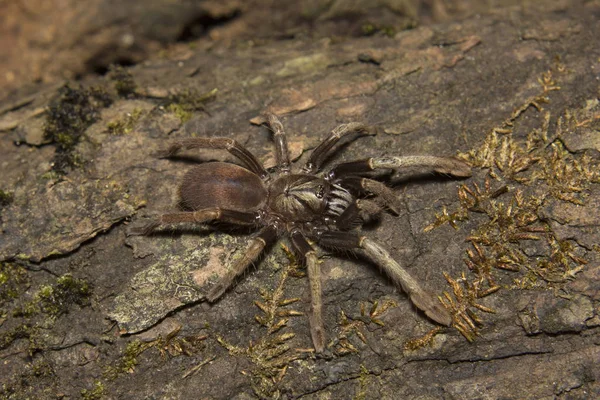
[264, 113, 291, 174]
[207, 226, 278, 302]
[156, 137, 269, 179]
[303, 122, 375, 174]
[315, 231, 453, 327]
[290, 230, 325, 353]
[127, 208, 259, 236]
[328, 155, 473, 180]
[336, 176, 404, 214]
[335, 198, 383, 231]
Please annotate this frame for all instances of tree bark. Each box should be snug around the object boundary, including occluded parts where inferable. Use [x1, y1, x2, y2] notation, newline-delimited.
[0, 1, 599, 399]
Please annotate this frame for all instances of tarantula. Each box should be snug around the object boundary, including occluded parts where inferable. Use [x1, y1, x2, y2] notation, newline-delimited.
[130, 114, 471, 352]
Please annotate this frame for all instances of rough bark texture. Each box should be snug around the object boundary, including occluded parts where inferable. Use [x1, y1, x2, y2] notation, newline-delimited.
[1, 1, 599, 399]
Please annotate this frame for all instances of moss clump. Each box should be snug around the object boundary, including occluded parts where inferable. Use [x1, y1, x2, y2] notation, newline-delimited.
[36, 274, 92, 317]
[104, 339, 147, 379]
[165, 103, 193, 123]
[81, 381, 105, 400]
[12, 274, 92, 319]
[166, 88, 217, 122]
[361, 22, 400, 37]
[0, 189, 13, 207]
[0, 262, 30, 311]
[107, 108, 144, 135]
[0, 324, 35, 351]
[0, 274, 92, 360]
[427, 67, 594, 340]
[0, 357, 58, 398]
[108, 65, 137, 97]
[43, 85, 113, 174]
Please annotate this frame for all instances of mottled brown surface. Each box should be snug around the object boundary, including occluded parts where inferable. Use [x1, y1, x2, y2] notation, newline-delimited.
[1, 1, 599, 399]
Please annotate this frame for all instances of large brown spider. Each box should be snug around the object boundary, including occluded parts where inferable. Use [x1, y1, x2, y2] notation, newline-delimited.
[130, 114, 471, 352]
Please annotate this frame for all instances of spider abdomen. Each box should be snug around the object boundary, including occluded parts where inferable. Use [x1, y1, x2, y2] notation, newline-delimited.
[179, 162, 267, 212]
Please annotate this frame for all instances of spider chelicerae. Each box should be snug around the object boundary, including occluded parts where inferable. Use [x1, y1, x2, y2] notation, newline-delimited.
[130, 113, 471, 352]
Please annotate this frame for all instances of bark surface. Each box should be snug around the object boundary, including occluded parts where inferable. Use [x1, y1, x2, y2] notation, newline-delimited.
[0, 1, 599, 399]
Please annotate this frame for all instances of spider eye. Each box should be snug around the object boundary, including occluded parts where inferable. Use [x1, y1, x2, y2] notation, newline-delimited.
[316, 185, 325, 199]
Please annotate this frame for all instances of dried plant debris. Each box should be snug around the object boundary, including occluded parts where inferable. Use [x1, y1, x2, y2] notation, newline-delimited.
[427, 67, 598, 340]
[333, 299, 397, 355]
[104, 328, 207, 380]
[404, 326, 444, 351]
[216, 244, 306, 399]
[440, 272, 496, 342]
[254, 244, 304, 335]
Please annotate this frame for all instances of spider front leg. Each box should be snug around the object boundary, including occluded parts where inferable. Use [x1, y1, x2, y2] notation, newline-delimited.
[264, 113, 291, 174]
[207, 226, 278, 301]
[156, 137, 269, 179]
[316, 231, 452, 327]
[337, 177, 403, 214]
[303, 122, 375, 173]
[290, 229, 325, 352]
[336, 199, 383, 230]
[329, 155, 472, 180]
[127, 208, 259, 236]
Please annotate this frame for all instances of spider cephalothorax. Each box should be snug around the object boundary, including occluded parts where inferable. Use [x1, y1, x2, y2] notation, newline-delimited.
[131, 114, 471, 352]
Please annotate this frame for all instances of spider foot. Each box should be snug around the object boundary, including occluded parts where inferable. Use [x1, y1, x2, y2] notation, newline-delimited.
[153, 145, 180, 159]
[410, 291, 452, 327]
[127, 218, 161, 236]
[433, 158, 472, 178]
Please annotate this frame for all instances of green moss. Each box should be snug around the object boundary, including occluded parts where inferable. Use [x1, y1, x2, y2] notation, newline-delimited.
[361, 22, 398, 37]
[11, 274, 91, 319]
[43, 85, 113, 174]
[335, 300, 398, 354]
[37, 275, 91, 317]
[108, 65, 137, 97]
[0, 357, 58, 398]
[40, 170, 62, 181]
[31, 359, 55, 378]
[355, 365, 370, 400]
[107, 108, 144, 135]
[0, 262, 30, 311]
[104, 339, 148, 379]
[166, 103, 193, 123]
[0, 189, 13, 207]
[81, 381, 105, 400]
[166, 88, 217, 122]
[0, 324, 30, 350]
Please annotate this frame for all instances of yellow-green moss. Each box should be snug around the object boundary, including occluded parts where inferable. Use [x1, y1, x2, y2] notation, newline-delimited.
[107, 108, 144, 135]
[427, 66, 595, 340]
[0, 189, 13, 207]
[81, 381, 106, 400]
[166, 88, 218, 122]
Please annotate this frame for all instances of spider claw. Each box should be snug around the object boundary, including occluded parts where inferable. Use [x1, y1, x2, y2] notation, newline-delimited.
[410, 291, 452, 327]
